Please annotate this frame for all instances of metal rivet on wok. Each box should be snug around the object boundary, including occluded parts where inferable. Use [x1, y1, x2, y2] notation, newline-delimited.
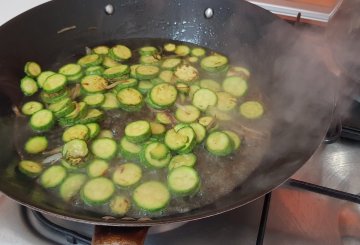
[105, 4, 115, 15]
[204, 8, 214, 19]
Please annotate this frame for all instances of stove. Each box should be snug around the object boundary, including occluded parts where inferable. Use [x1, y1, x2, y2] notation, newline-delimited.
[1, 1, 360, 245]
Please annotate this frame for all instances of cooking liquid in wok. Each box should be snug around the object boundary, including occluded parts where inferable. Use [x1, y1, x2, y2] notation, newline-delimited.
[14, 39, 270, 219]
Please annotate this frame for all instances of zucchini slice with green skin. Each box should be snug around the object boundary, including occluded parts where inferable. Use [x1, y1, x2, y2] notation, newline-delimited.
[164, 129, 188, 151]
[176, 83, 190, 94]
[18, 160, 43, 177]
[102, 56, 121, 68]
[139, 46, 158, 56]
[239, 101, 264, 119]
[175, 45, 190, 56]
[40, 165, 67, 188]
[137, 80, 153, 94]
[133, 181, 170, 212]
[125, 120, 151, 143]
[59, 63, 82, 79]
[109, 45, 132, 61]
[78, 54, 103, 68]
[112, 163, 142, 187]
[76, 108, 104, 124]
[161, 58, 182, 71]
[86, 123, 101, 139]
[222, 76, 248, 97]
[140, 142, 171, 168]
[37, 71, 55, 88]
[30, 109, 55, 132]
[110, 195, 131, 216]
[189, 123, 206, 143]
[223, 130, 241, 151]
[24, 136, 48, 154]
[201, 55, 229, 72]
[48, 97, 71, 114]
[135, 65, 160, 80]
[192, 88, 218, 111]
[168, 153, 197, 171]
[85, 66, 104, 76]
[205, 131, 233, 156]
[87, 159, 109, 178]
[156, 112, 173, 125]
[55, 101, 76, 118]
[150, 122, 166, 139]
[62, 139, 89, 163]
[81, 177, 115, 205]
[191, 47, 206, 57]
[112, 78, 138, 92]
[61, 159, 87, 170]
[43, 74, 68, 93]
[60, 173, 87, 201]
[176, 127, 196, 154]
[167, 166, 200, 196]
[189, 85, 200, 100]
[117, 88, 144, 112]
[101, 93, 120, 110]
[91, 138, 117, 160]
[159, 70, 174, 83]
[227, 66, 251, 79]
[118, 137, 142, 160]
[198, 116, 216, 128]
[59, 102, 88, 127]
[98, 129, 114, 139]
[21, 101, 43, 116]
[149, 83, 178, 109]
[20, 76, 38, 96]
[216, 92, 237, 112]
[187, 56, 199, 63]
[139, 55, 161, 65]
[175, 105, 200, 123]
[199, 79, 221, 92]
[130, 64, 140, 78]
[81, 75, 108, 93]
[103, 65, 130, 79]
[207, 106, 232, 121]
[62, 124, 90, 142]
[174, 64, 199, 83]
[24, 61, 42, 77]
[40, 89, 69, 104]
[83, 93, 105, 107]
[164, 43, 176, 52]
[93, 45, 109, 55]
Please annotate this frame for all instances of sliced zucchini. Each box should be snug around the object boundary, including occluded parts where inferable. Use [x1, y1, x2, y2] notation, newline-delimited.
[133, 181, 170, 212]
[205, 131, 233, 156]
[93, 45, 109, 55]
[207, 106, 232, 121]
[109, 45, 132, 61]
[37, 71, 55, 88]
[189, 84, 200, 100]
[239, 101, 264, 119]
[192, 88, 218, 111]
[187, 56, 199, 63]
[83, 93, 105, 107]
[164, 43, 176, 52]
[59, 63, 82, 80]
[174, 64, 199, 83]
[112, 78, 138, 92]
[176, 126, 196, 154]
[140, 142, 171, 168]
[81, 177, 115, 205]
[130, 64, 140, 78]
[40, 165, 67, 188]
[76, 108, 104, 124]
[81, 75, 108, 93]
[159, 70, 174, 83]
[21, 101, 43, 116]
[125, 120, 151, 143]
[168, 166, 200, 195]
[62, 124, 90, 142]
[59, 102, 88, 127]
[101, 92, 120, 110]
[137, 80, 153, 94]
[201, 55, 228, 72]
[191, 47, 206, 57]
[18, 160, 43, 177]
[200, 79, 221, 92]
[140, 55, 161, 65]
[87, 159, 109, 178]
[48, 97, 71, 113]
[67, 72, 83, 82]
[103, 65, 130, 79]
[24, 136, 48, 154]
[198, 116, 216, 128]
[175, 45, 190, 56]
[110, 195, 131, 216]
[91, 138, 117, 160]
[149, 83, 178, 109]
[119, 137, 142, 160]
[20, 76, 38, 96]
[189, 123, 206, 143]
[161, 58, 182, 70]
[40, 89, 69, 104]
[164, 128, 188, 151]
[62, 139, 88, 165]
[24, 61, 41, 77]
[216, 92, 237, 112]
[227, 66, 251, 79]
[86, 123, 101, 139]
[30, 109, 55, 132]
[150, 122, 166, 139]
[175, 105, 200, 123]
[223, 130, 241, 151]
[135, 65, 160, 80]
[222, 76, 248, 97]
[176, 83, 190, 94]
[78, 54, 103, 68]
[112, 163, 142, 187]
[60, 173, 87, 201]
[168, 153, 196, 171]
[43, 74, 67, 93]
[156, 112, 173, 125]
[117, 88, 144, 112]
[98, 129, 113, 139]
[139, 46, 158, 56]
[85, 66, 104, 76]
[55, 101, 76, 118]
[102, 56, 121, 68]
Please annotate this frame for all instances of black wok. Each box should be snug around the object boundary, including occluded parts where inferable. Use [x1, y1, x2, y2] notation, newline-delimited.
[0, 0, 335, 243]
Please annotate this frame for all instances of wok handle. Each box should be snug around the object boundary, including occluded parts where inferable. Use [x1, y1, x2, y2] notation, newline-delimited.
[92, 226, 149, 245]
